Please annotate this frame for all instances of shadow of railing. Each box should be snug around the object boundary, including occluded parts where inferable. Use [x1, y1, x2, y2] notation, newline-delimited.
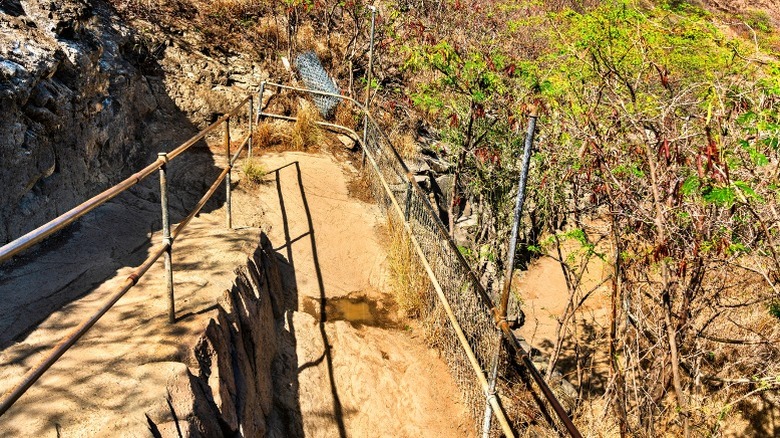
[267, 161, 347, 438]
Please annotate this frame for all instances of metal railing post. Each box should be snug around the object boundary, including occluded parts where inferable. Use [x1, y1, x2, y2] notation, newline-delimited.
[481, 333, 503, 437]
[158, 152, 175, 324]
[257, 81, 266, 121]
[362, 6, 377, 165]
[248, 95, 254, 159]
[225, 117, 232, 229]
[404, 181, 412, 221]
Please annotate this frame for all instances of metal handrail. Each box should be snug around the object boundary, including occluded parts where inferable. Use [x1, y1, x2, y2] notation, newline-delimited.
[261, 81, 582, 438]
[0, 97, 251, 264]
[0, 96, 255, 416]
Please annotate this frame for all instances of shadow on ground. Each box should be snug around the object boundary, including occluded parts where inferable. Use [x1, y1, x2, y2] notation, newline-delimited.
[266, 160, 347, 437]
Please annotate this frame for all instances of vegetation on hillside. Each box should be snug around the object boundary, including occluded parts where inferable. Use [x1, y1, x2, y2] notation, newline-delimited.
[110, 0, 780, 435]
[394, 0, 780, 436]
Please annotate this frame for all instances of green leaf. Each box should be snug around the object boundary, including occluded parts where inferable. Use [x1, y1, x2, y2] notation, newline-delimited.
[737, 111, 757, 125]
[733, 180, 764, 202]
[702, 186, 736, 206]
[740, 139, 770, 166]
[681, 176, 700, 196]
[728, 243, 749, 255]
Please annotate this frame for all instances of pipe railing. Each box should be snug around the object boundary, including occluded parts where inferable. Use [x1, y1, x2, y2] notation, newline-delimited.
[1, 78, 584, 437]
[0, 96, 255, 416]
[258, 81, 583, 437]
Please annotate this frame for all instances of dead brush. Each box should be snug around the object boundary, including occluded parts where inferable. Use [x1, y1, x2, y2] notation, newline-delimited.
[252, 121, 283, 150]
[385, 215, 431, 318]
[333, 103, 358, 130]
[255, 17, 281, 48]
[200, 0, 262, 19]
[240, 158, 266, 186]
[283, 102, 323, 150]
[346, 167, 376, 203]
[395, 132, 419, 161]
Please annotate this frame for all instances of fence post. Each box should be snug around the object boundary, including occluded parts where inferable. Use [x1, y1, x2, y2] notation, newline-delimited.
[481, 334, 503, 437]
[248, 95, 254, 159]
[404, 181, 412, 221]
[499, 112, 538, 319]
[158, 152, 175, 324]
[362, 6, 377, 165]
[257, 81, 266, 122]
[225, 117, 232, 229]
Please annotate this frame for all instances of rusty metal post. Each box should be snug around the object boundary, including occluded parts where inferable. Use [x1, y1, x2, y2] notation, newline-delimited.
[225, 117, 232, 229]
[248, 95, 254, 159]
[158, 152, 175, 324]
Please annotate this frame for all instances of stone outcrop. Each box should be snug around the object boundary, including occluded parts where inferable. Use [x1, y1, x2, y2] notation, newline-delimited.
[0, 0, 160, 244]
[144, 236, 302, 437]
[0, 0, 268, 246]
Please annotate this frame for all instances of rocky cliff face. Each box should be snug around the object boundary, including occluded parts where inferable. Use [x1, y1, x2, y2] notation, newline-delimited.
[0, 0, 160, 244]
[0, 0, 267, 246]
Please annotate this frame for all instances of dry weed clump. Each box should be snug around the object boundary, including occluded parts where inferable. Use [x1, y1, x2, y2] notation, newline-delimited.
[346, 168, 376, 204]
[200, 0, 263, 20]
[253, 121, 283, 149]
[386, 215, 431, 318]
[240, 158, 266, 186]
[285, 102, 323, 150]
[254, 17, 282, 49]
[396, 133, 419, 161]
[333, 103, 358, 130]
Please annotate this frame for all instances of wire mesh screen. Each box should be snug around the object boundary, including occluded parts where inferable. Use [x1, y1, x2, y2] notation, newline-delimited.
[361, 117, 516, 434]
[294, 51, 341, 119]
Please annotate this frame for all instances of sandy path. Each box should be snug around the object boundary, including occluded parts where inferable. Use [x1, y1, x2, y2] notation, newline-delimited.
[253, 151, 473, 437]
[0, 213, 263, 436]
[0, 148, 472, 436]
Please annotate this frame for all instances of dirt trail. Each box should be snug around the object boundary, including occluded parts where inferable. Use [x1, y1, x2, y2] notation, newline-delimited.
[252, 151, 473, 437]
[0, 148, 472, 436]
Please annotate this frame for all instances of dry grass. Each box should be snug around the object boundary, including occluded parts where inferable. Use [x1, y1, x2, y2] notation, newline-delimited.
[396, 133, 418, 161]
[333, 103, 358, 131]
[385, 215, 431, 318]
[255, 16, 283, 48]
[240, 158, 266, 186]
[346, 168, 375, 204]
[284, 102, 323, 150]
[199, 0, 263, 19]
[253, 121, 283, 150]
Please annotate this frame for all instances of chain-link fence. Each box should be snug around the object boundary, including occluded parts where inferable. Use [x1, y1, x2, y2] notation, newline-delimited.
[361, 115, 518, 435]
[294, 51, 341, 119]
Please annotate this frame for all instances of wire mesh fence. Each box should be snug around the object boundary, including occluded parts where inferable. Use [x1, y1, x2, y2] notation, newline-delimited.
[293, 51, 341, 119]
[361, 115, 514, 434]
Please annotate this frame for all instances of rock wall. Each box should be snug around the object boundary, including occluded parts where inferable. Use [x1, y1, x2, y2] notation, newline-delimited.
[0, 0, 268, 246]
[0, 0, 161, 244]
[144, 236, 302, 437]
